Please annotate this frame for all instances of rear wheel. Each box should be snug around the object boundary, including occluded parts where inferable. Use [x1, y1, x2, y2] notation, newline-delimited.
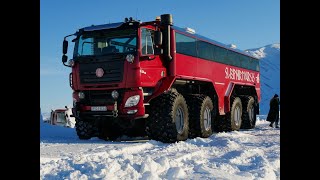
[241, 96, 256, 129]
[230, 97, 242, 130]
[187, 95, 214, 138]
[146, 91, 189, 143]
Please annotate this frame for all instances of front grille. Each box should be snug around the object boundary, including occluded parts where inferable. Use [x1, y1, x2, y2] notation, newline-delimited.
[79, 55, 124, 84]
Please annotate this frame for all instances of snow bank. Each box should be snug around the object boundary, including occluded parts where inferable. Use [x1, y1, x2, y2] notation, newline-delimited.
[40, 117, 280, 179]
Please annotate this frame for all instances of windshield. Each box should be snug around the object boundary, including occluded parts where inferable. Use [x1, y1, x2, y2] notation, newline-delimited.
[56, 112, 66, 123]
[73, 29, 137, 57]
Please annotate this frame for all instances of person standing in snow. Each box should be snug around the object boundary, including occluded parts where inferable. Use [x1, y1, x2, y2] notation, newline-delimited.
[266, 94, 280, 128]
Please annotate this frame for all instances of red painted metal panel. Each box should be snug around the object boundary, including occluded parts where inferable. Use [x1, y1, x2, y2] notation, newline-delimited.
[145, 76, 176, 103]
[175, 52, 260, 114]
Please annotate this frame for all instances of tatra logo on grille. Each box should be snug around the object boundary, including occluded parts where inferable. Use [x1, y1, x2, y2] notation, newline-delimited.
[95, 68, 104, 77]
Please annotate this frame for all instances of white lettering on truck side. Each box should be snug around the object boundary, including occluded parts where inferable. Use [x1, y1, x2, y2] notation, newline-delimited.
[225, 67, 258, 83]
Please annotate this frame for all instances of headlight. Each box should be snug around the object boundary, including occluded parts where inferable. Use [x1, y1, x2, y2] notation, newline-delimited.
[111, 90, 119, 99]
[125, 95, 140, 107]
[78, 92, 85, 99]
[126, 54, 134, 63]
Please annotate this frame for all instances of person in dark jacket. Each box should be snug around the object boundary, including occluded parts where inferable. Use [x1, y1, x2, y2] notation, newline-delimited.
[266, 94, 280, 128]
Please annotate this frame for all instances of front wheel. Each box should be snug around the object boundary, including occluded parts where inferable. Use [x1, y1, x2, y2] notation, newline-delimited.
[75, 117, 98, 140]
[146, 91, 189, 143]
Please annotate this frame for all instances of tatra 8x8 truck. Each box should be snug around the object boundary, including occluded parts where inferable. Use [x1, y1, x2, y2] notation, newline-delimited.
[61, 14, 260, 143]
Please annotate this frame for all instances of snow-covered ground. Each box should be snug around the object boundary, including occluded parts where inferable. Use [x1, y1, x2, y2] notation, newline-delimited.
[40, 112, 280, 180]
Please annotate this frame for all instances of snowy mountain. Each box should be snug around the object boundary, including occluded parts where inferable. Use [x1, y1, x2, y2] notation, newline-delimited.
[246, 43, 280, 114]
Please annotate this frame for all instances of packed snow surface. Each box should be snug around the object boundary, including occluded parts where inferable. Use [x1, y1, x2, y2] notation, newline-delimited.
[41, 113, 280, 180]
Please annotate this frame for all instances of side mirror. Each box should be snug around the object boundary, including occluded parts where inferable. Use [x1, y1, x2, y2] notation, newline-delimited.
[154, 31, 162, 46]
[62, 54, 68, 63]
[63, 40, 68, 54]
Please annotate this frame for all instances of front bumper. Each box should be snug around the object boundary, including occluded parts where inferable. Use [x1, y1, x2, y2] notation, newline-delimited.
[73, 88, 145, 120]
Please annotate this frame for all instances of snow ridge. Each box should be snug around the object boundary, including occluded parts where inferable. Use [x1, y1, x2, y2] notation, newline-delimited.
[40, 119, 280, 179]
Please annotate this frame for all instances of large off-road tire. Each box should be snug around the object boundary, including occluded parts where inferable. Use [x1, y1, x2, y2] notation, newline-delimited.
[241, 96, 257, 129]
[146, 91, 189, 143]
[187, 95, 215, 138]
[75, 118, 98, 140]
[230, 97, 243, 130]
[213, 97, 243, 132]
[97, 119, 123, 141]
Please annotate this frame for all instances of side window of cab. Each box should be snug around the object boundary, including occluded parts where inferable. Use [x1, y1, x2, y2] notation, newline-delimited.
[141, 28, 154, 55]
